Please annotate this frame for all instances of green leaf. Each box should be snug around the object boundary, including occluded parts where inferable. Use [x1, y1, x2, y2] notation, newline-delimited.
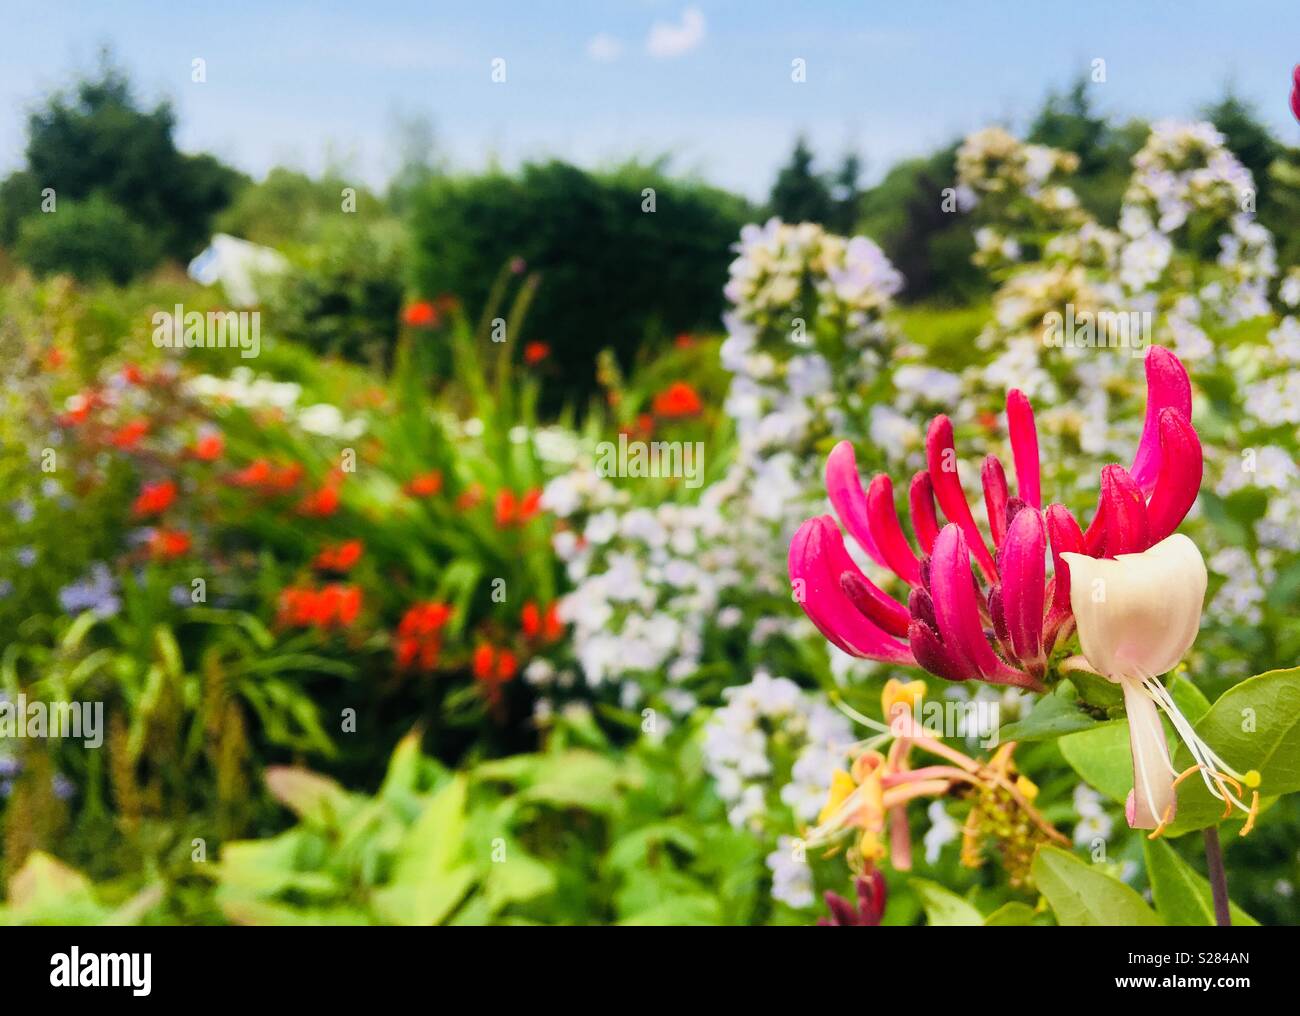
[617, 895, 722, 926]
[983, 901, 1044, 926]
[479, 750, 623, 814]
[1059, 720, 1131, 804]
[1165, 667, 1300, 835]
[998, 683, 1100, 742]
[1143, 839, 1258, 926]
[1032, 845, 1160, 926]
[481, 845, 556, 912]
[372, 775, 477, 925]
[908, 878, 983, 926]
[263, 766, 355, 826]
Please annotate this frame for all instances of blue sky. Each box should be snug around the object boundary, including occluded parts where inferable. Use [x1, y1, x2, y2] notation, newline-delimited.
[2, 1, 1298, 199]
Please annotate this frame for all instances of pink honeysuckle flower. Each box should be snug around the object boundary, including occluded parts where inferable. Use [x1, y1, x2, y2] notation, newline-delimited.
[790, 345, 1203, 695]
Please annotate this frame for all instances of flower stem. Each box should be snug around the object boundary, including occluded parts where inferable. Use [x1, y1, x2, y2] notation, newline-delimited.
[1203, 827, 1231, 927]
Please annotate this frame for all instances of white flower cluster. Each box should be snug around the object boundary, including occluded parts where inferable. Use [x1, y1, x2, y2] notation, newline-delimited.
[702, 670, 852, 833]
[724, 218, 903, 334]
[956, 127, 1083, 230]
[186, 368, 366, 440]
[1072, 783, 1114, 847]
[543, 468, 744, 713]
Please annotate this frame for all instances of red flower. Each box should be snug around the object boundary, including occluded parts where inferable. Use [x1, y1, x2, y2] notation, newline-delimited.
[404, 470, 443, 498]
[132, 480, 176, 518]
[228, 459, 303, 492]
[494, 487, 543, 527]
[472, 644, 496, 681]
[544, 602, 564, 642]
[149, 528, 192, 560]
[110, 420, 150, 449]
[652, 381, 703, 418]
[44, 347, 66, 371]
[523, 341, 551, 365]
[1292, 65, 1300, 124]
[297, 485, 340, 517]
[472, 645, 518, 706]
[521, 601, 541, 639]
[494, 489, 517, 528]
[121, 363, 144, 386]
[456, 483, 485, 511]
[314, 539, 364, 573]
[403, 301, 438, 328]
[521, 601, 564, 643]
[277, 583, 362, 630]
[395, 600, 453, 671]
[674, 332, 696, 349]
[518, 487, 543, 521]
[192, 431, 224, 462]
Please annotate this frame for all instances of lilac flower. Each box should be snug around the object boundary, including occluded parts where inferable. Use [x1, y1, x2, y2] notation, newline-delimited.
[57, 563, 122, 619]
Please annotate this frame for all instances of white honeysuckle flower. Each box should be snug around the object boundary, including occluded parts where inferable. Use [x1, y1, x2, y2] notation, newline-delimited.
[1062, 534, 1260, 834]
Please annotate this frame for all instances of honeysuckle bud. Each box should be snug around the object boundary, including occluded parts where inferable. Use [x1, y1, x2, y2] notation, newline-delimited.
[1062, 535, 1259, 834]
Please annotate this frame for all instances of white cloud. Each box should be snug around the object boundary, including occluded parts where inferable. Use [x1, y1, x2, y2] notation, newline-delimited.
[586, 33, 623, 63]
[646, 7, 706, 59]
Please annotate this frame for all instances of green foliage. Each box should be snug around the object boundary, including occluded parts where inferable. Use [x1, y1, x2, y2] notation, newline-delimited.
[408, 159, 751, 398]
[1144, 839, 1258, 926]
[3, 54, 245, 277]
[211, 724, 766, 926]
[857, 148, 988, 303]
[263, 218, 407, 366]
[15, 194, 159, 284]
[215, 168, 387, 248]
[1032, 846, 1161, 926]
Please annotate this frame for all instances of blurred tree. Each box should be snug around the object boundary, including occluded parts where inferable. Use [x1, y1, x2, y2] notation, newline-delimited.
[857, 146, 987, 304]
[410, 159, 751, 400]
[1, 52, 245, 278]
[216, 167, 386, 248]
[1204, 92, 1282, 207]
[16, 193, 158, 285]
[827, 151, 864, 235]
[385, 109, 443, 216]
[1027, 78, 1143, 223]
[768, 136, 834, 224]
[265, 218, 407, 368]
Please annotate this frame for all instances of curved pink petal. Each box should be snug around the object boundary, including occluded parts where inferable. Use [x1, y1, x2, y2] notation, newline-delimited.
[1099, 464, 1151, 555]
[825, 441, 889, 569]
[1044, 503, 1085, 640]
[839, 569, 912, 639]
[929, 524, 1035, 688]
[789, 516, 914, 664]
[1000, 506, 1046, 671]
[1006, 389, 1041, 509]
[1129, 346, 1192, 497]
[925, 417, 997, 583]
[908, 471, 941, 555]
[1145, 408, 1202, 542]
[981, 455, 1010, 548]
[907, 618, 977, 682]
[866, 474, 922, 587]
